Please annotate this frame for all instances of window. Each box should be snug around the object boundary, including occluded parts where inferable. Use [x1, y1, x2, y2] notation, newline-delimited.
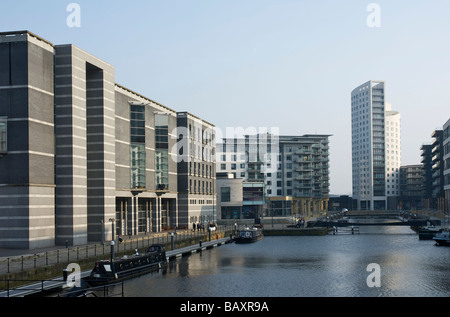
[130, 106, 146, 188]
[131, 144, 146, 188]
[155, 114, 169, 190]
[221, 187, 231, 202]
[0, 118, 6, 153]
[130, 105, 145, 143]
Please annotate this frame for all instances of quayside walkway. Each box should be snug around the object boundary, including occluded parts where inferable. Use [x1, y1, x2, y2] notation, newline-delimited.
[0, 236, 233, 298]
[0, 226, 234, 294]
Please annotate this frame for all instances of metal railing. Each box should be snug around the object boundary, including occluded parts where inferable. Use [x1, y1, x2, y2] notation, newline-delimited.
[0, 278, 125, 298]
[0, 226, 231, 275]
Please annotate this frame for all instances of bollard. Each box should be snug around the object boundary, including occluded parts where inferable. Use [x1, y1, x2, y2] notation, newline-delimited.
[63, 268, 68, 282]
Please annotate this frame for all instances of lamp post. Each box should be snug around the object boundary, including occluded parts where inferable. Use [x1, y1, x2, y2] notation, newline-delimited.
[109, 218, 115, 262]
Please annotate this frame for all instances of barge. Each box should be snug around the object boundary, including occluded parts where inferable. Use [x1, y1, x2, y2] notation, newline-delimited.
[235, 227, 264, 244]
[84, 244, 167, 286]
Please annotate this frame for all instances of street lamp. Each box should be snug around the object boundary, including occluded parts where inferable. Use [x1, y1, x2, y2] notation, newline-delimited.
[109, 218, 115, 262]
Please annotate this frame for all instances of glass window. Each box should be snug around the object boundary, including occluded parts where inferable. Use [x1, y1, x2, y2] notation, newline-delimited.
[130, 105, 145, 144]
[155, 114, 169, 150]
[130, 105, 146, 188]
[131, 144, 146, 188]
[155, 149, 169, 190]
[0, 118, 6, 153]
[221, 187, 231, 202]
[155, 114, 169, 190]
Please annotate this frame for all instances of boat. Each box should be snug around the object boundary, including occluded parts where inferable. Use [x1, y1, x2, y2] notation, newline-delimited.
[84, 244, 167, 286]
[234, 227, 263, 244]
[433, 230, 450, 246]
[418, 226, 442, 240]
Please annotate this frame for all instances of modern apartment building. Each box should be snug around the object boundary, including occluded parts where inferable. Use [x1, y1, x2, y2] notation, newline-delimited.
[216, 133, 331, 219]
[399, 165, 423, 210]
[420, 143, 434, 205]
[351, 80, 401, 210]
[0, 31, 216, 249]
[443, 118, 450, 213]
[422, 126, 446, 211]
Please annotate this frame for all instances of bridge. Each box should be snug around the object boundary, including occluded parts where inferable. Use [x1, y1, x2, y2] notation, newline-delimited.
[314, 219, 429, 227]
[315, 210, 441, 228]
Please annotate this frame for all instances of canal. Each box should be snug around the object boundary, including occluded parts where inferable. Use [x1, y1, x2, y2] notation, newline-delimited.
[100, 224, 450, 297]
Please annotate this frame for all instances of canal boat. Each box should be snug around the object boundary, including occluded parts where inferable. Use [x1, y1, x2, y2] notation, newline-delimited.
[235, 227, 263, 244]
[84, 244, 167, 286]
[433, 229, 450, 246]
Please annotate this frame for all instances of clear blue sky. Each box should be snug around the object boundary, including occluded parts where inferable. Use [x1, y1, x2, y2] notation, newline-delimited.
[1, 0, 449, 195]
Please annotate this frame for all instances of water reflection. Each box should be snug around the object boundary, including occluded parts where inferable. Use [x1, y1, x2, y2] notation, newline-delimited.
[115, 225, 450, 297]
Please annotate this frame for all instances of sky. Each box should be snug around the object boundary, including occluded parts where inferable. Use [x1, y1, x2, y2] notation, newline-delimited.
[1, 0, 449, 195]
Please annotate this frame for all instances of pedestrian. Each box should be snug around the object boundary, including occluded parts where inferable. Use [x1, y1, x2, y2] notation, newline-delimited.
[193, 222, 196, 232]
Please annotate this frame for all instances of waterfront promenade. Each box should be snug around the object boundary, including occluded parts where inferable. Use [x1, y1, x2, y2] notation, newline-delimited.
[0, 226, 232, 279]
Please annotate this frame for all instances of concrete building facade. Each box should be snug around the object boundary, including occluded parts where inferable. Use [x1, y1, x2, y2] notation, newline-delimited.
[176, 112, 216, 228]
[0, 31, 215, 249]
[0, 31, 56, 249]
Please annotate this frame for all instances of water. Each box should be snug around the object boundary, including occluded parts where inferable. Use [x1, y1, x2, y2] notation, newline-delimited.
[108, 225, 450, 297]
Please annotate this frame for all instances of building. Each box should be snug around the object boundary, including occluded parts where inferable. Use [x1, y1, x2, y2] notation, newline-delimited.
[443, 118, 450, 213]
[216, 173, 243, 221]
[176, 112, 216, 228]
[351, 80, 401, 210]
[216, 133, 331, 219]
[216, 173, 265, 223]
[0, 30, 215, 249]
[399, 165, 423, 210]
[421, 129, 445, 211]
[328, 195, 357, 212]
[431, 129, 445, 210]
[420, 143, 434, 206]
[0, 31, 56, 249]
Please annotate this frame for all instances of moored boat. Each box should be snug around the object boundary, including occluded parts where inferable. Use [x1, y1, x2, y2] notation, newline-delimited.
[235, 227, 263, 244]
[418, 226, 442, 240]
[433, 230, 450, 246]
[84, 244, 167, 286]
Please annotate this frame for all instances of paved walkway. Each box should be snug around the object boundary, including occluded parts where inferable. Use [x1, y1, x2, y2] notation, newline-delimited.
[0, 227, 223, 260]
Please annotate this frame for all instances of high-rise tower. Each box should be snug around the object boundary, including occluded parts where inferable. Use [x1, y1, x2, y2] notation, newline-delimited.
[351, 80, 401, 210]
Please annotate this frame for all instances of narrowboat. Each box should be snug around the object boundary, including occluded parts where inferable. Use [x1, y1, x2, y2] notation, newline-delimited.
[84, 244, 167, 286]
[235, 227, 263, 244]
